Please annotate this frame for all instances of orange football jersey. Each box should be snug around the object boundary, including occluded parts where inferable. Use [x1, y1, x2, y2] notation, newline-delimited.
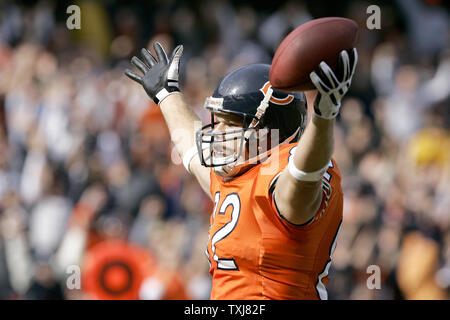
[206, 143, 343, 300]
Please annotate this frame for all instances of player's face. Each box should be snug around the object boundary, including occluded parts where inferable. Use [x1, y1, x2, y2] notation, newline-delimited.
[196, 111, 264, 178]
[211, 113, 243, 158]
[208, 112, 268, 177]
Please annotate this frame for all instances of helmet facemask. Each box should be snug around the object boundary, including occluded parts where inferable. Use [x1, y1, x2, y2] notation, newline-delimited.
[196, 114, 256, 177]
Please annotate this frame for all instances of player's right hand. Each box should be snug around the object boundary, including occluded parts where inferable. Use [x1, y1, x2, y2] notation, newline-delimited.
[125, 42, 183, 105]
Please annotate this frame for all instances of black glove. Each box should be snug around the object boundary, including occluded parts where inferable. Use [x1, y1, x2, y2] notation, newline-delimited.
[125, 42, 183, 105]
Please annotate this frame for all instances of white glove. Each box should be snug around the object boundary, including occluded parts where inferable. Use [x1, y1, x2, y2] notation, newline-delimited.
[310, 48, 358, 119]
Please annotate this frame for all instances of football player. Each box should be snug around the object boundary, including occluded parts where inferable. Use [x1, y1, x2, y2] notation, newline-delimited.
[125, 42, 357, 299]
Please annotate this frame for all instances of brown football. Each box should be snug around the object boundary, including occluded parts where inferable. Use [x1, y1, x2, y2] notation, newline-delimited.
[270, 17, 359, 91]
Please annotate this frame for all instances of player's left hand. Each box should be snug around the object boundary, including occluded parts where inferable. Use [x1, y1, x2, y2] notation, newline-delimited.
[125, 42, 183, 105]
[309, 48, 358, 119]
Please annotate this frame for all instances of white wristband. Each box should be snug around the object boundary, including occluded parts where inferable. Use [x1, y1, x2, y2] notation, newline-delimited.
[288, 157, 329, 182]
[182, 146, 199, 174]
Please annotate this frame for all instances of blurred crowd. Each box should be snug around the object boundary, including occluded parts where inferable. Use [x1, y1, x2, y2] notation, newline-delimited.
[0, 0, 448, 300]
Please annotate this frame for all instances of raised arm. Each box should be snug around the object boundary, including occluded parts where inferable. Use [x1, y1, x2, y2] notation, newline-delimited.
[125, 43, 211, 197]
[274, 48, 358, 225]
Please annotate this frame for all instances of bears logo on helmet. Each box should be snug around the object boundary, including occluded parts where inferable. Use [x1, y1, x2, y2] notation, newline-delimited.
[260, 81, 294, 105]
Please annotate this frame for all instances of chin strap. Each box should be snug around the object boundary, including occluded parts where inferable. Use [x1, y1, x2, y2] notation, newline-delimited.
[244, 85, 273, 142]
[251, 86, 273, 128]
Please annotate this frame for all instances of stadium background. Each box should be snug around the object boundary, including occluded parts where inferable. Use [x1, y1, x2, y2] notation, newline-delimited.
[0, 0, 448, 300]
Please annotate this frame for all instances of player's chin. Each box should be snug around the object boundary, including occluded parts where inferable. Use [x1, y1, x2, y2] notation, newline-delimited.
[213, 165, 228, 177]
[213, 159, 254, 178]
